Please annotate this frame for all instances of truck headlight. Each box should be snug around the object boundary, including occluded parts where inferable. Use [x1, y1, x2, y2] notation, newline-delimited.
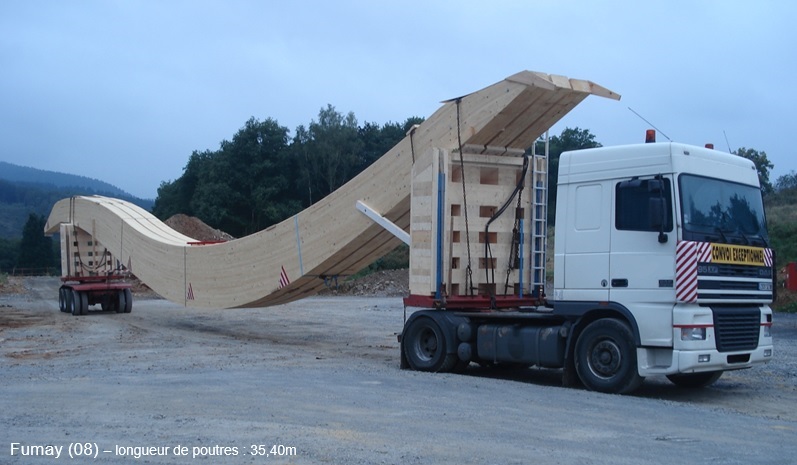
[681, 327, 707, 341]
[763, 325, 771, 338]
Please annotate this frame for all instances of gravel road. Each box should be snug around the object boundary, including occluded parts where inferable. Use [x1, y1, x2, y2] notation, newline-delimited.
[1, 277, 795, 464]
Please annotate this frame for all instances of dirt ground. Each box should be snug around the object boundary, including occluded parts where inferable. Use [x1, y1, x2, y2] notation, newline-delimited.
[1, 277, 796, 464]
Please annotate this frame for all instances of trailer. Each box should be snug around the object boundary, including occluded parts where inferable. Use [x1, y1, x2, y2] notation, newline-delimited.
[59, 275, 132, 316]
[55, 223, 133, 315]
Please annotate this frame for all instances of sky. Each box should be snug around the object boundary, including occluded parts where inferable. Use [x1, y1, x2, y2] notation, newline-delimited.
[1, 0, 794, 199]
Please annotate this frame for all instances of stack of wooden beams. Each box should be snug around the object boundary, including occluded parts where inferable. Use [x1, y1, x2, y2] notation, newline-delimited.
[44, 71, 619, 309]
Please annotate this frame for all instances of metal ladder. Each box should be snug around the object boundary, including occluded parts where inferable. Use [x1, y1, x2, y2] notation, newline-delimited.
[530, 133, 549, 295]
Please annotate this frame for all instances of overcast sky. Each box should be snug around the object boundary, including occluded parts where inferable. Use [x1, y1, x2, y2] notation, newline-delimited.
[1, 1, 794, 199]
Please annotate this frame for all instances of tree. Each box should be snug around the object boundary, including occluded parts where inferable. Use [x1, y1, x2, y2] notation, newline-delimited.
[153, 118, 298, 237]
[357, 116, 424, 173]
[0, 238, 19, 272]
[538, 127, 602, 224]
[775, 170, 797, 192]
[152, 148, 214, 220]
[295, 105, 364, 204]
[153, 110, 417, 238]
[16, 213, 54, 273]
[734, 147, 773, 195]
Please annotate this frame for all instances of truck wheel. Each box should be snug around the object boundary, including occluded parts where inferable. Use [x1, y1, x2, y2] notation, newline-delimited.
[575, 318, 644, 394]
[123, 288, 133, 313]
[666, 371, 723, 388]
[115, 290, 125, 313]
[403, 317, 457, 372]
[79, 291, 88, 315]
[70, 290, 81, 316]
[58, 288, 68, 312]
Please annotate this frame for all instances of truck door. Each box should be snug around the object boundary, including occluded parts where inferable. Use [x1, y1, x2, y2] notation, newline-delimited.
[556, 182, 611, 302]
[609, 176, 676, 346]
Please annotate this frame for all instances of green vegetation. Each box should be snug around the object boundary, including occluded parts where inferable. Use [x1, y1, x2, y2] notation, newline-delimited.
[0, 215, 59, 275]
[0, 159, 155, 232]
[351, 244, 409, 279]
[152, 109, 423, 238]
[17, 214, 53, 271]
[764, 171, 797, 312]
[0, 237, 18, 272]
[777, 301, 797, 314]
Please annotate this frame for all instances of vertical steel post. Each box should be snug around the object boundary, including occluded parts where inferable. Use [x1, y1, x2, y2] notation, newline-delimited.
[435, 157, 446, 300]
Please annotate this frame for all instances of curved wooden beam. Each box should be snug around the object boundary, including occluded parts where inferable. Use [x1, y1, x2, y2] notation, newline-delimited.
[45, 70, 619, 309]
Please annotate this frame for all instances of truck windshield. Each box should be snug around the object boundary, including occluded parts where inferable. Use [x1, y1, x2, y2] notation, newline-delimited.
[679, 174, 769, 246]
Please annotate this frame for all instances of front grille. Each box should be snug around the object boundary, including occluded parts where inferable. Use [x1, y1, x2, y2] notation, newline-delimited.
[698, 280, 761, 291]
[716, 264, 771, 279]
[699, 293, 770, 301]
[698, 263, 771, 279]
[712, 307, 760, 352]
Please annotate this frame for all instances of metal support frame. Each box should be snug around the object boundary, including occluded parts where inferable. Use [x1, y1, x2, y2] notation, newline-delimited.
[355, 201, 411, 245]
[435, 161, 446, 299]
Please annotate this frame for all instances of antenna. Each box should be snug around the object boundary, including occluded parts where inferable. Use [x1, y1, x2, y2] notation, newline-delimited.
[723, 130, 732, 153]
[628, 107, 672, 141]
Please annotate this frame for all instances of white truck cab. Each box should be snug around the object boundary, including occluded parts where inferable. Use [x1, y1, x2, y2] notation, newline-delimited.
[554, 139, 774, 385]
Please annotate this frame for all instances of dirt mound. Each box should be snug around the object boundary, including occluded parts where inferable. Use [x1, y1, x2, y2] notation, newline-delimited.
[164, 214, 235, 242]
[319, 269, 409, 297]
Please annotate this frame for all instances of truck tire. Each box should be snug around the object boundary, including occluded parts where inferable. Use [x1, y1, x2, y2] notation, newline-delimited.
[403, 316, 457, 373]
[58, 288, 68, 313]
[79, 291, 88, 315]
[575, 318, 644, 394]
[115, 290, 125, 313]
[70, 290, 82, 316]
[666, 371, 723, 388]
[123, 288, 133, 313]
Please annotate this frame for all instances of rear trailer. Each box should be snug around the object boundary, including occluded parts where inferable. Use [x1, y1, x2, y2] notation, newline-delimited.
[59, 275, 133, 316]
[55, 222, 133, 316]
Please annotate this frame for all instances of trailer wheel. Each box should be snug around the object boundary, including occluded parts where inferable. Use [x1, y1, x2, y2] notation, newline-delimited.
[666, 371, 723, 388]
[80, 291, 88, 315]
[58, 287, 68, 313]
[575, 318, 644, 394]
[114, 290, 125, 313]
[123, 288, 133, 313]
[403, 317, 457, 372]
[69, 290, 82, 316]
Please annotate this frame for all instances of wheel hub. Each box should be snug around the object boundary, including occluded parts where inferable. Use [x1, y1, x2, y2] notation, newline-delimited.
[590, 340, 622, 378]
[416, 328, 438, 360]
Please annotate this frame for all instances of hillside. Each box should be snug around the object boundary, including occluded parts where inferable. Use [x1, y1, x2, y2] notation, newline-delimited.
[0, 161, 154, 238]
[0, 161, 130, 196]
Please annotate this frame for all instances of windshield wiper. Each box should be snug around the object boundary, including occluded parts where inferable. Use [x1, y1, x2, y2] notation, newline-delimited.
[749, 233, 770, 248]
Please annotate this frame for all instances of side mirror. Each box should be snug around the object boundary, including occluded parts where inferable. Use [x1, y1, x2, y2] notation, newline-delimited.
[649, 197, 668, 243]
[649, 197, 664, 229]
[647, 179, 664, 193]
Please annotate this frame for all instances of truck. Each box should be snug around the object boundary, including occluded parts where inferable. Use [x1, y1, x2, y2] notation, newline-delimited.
[44, 71, 773, 394]
[399, 130, 774, 394]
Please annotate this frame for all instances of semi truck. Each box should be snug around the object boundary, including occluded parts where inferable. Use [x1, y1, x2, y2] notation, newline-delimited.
[399, 131, 774, 394]
[45, 71, 773, 394]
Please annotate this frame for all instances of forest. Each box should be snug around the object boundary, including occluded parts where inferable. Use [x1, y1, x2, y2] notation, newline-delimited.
[152, 106, 423, 238]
